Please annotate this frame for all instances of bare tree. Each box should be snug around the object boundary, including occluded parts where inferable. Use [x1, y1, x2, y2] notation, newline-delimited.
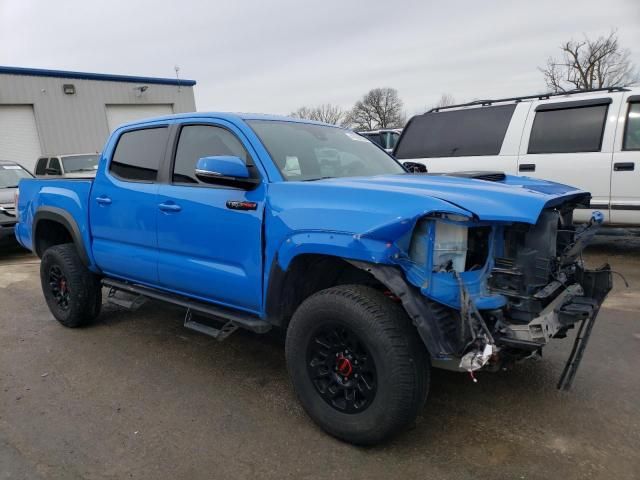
[434, 93, 456, 109]
[540, 30, 639, 92]
[290, 106, 315, 120]
[346, 88, 406, 131]
[289, 103, 345, 125]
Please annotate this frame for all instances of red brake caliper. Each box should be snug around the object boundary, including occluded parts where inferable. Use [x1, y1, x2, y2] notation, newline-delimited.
[336, 354, 353, 378]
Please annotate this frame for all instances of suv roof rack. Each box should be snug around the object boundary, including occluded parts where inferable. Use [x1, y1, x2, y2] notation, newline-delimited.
[429, 86, 631, 113]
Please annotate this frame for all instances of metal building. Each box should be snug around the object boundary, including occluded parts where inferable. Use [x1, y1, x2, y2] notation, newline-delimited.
[0, 66, 197, 171]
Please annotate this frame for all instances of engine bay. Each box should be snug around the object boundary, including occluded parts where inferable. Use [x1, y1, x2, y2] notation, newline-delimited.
[390, 197, 612, 383]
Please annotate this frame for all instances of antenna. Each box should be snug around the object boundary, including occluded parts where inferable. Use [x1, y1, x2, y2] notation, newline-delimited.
[174, 65, 181, 92]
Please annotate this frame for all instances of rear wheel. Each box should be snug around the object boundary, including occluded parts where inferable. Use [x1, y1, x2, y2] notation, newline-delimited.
[40, 243, 102, 327]
[285, 285, 429, 445]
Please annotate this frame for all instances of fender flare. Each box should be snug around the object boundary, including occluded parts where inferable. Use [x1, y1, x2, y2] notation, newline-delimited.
[347, 260, 462, 359]
[33, 206, 91, 267]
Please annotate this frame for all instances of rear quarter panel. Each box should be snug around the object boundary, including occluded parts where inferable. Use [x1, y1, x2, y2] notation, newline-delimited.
[16, 178, 96, 269]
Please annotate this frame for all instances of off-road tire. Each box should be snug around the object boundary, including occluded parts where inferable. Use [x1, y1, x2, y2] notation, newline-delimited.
[40, 243, 102, 327]
[285, 285, 429, 445]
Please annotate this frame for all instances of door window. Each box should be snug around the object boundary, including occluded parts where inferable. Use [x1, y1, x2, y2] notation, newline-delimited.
[109, 127, 168, 181]
[383, 131, 400, 150]
[528, 104, 608, 154]
[623, 102, 640, 151]
[360, 133, 383, 147]
[35, 158, 48, 175]
[172, 125, 249, 184]
[48, 158, 62, 175]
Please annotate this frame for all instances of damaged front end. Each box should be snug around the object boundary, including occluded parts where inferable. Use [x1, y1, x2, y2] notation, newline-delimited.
[354, 196, 612, 389]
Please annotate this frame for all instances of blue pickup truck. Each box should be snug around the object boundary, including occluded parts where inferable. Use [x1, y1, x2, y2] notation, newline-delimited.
[16, 113, 611, 444]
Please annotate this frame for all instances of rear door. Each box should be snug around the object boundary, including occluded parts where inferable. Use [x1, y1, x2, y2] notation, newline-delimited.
[610, 93, 640, 224]
[90, 125, 169, 284]
[518, 95, 621, 223]
[156, 121, 265, 313]
[393, 103, 528, 174]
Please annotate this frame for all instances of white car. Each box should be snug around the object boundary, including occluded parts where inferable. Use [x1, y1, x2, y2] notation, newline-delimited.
[394, 87, 640, 225]
[34, 153, 99, 178]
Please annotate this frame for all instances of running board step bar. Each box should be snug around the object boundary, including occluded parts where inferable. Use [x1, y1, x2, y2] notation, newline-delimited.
[184, 309, 239, 341]
[102, 278, 271, 335]
[106, 288, 149, 311]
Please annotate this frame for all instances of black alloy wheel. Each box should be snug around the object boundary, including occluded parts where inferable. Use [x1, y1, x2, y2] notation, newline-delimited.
[48, 265, 70, 310]
[306, 324, 377, 413]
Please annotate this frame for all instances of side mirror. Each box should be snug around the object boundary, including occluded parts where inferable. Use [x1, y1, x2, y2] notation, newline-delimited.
[195, 156, 259, 188]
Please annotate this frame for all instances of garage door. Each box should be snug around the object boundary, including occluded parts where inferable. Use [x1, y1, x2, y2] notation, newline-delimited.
[106, 104, 174, 132]
[0, 105, 42, 172]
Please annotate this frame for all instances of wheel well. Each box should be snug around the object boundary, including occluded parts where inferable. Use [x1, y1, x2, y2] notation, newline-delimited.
[266, 254, 385, 329]
[34, 219, 73, 258]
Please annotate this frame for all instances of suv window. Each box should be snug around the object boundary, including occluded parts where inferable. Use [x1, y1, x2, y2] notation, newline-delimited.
[48, 157, 62, 175]
[382, 131, 400, 150]
[35, 158, 48, 175]
[623, 102, 640, 151]
[173, 125, 249, 184]
[394, 105, 516, 159]
[110, 127, 168, 181]
[528, 104, 608, 154]
[360, 133, 383, 147]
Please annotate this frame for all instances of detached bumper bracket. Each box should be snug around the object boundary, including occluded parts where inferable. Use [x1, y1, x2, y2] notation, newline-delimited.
[557, 306, 602, 391]
[557, 264, 612, 391]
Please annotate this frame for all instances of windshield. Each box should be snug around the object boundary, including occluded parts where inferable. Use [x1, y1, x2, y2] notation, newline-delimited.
[0, 164, 32, 188]
[61, 154, 99, 173]
[247, 121, 406, 181]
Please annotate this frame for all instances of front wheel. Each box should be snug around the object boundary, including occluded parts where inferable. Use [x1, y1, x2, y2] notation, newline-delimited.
[40, 243, 102, 327]
[285, 285, 429, 445]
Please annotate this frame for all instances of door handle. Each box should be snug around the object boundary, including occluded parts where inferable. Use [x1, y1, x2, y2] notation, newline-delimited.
[614, 162, 635, 172]
[95, 196, 112, 205]
[158, 202, 182, 213]
[519, 164, 536, 172]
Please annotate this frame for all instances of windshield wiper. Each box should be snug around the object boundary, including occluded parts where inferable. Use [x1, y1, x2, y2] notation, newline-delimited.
[302, 176, 335, 182]
[1, 185, 19, 189]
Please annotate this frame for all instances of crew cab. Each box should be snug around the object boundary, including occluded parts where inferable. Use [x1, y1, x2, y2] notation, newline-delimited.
[16, 113, 611, 445]
[394, 87, 640, 225]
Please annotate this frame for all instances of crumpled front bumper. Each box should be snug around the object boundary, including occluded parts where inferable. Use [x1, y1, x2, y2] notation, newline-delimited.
[493, 264, 612, 352]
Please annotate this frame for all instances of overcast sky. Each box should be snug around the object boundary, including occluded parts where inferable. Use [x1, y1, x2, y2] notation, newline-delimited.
[1, 0, 639, 116]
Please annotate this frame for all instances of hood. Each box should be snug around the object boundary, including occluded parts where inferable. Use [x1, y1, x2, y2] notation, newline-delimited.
[0, 187, 16, 206]
[267, 173, 589, 242]
[300, 174, 588, 224]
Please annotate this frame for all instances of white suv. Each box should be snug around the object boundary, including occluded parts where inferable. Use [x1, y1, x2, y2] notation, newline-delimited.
[394, 87, 640, 225]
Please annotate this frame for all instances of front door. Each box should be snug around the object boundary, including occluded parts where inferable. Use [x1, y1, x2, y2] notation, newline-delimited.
[156, 122, 265, 313]
[90, 125, 169, 284]
[517, 95, 622, 223]
[610, 93, 640, 224]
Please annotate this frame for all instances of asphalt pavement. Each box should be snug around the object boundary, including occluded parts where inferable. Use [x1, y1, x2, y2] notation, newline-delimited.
[1, 237, 638, 480]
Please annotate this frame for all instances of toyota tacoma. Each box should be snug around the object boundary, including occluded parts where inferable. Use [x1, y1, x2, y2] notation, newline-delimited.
[15, 113, 611, 445]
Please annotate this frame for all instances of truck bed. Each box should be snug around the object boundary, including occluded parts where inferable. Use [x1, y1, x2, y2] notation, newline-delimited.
[15, 178, 94, 254]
